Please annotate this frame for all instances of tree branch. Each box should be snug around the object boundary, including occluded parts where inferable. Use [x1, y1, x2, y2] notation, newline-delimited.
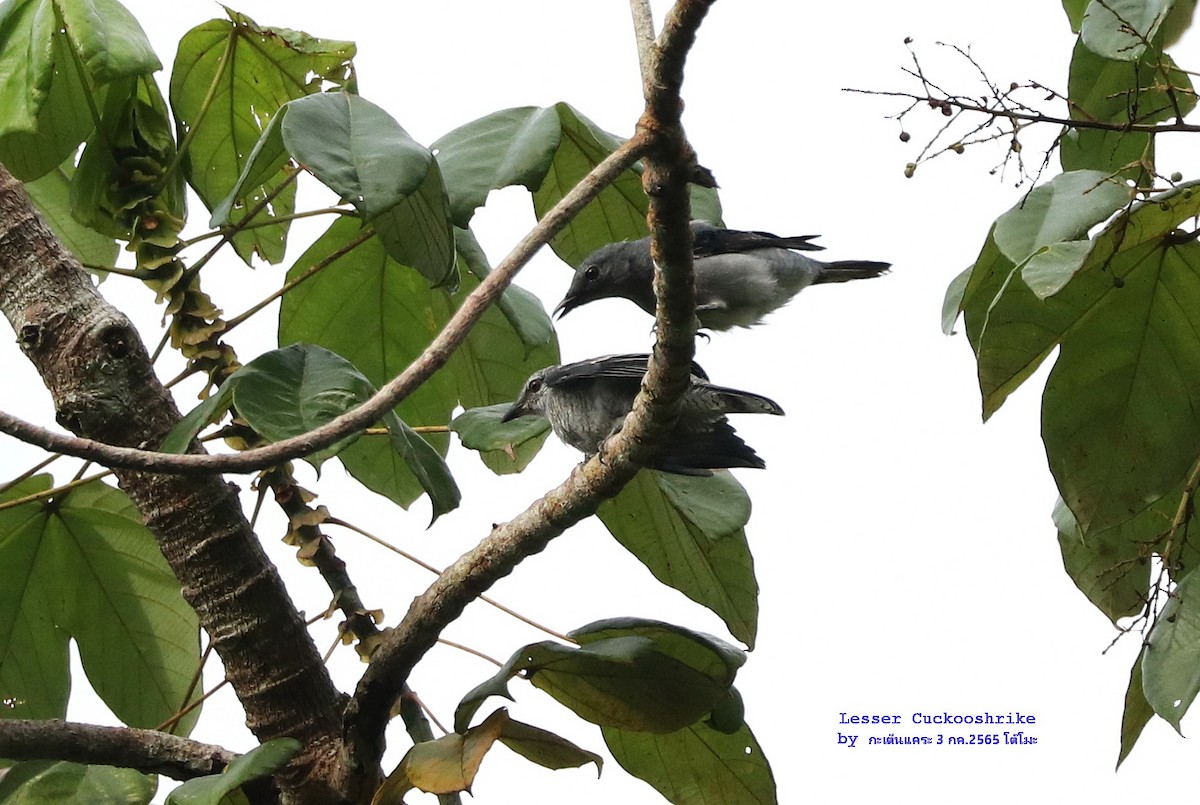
[0, 719, 236, 782]
[0, 138, 650, 476]
[344, 0, 715, 779]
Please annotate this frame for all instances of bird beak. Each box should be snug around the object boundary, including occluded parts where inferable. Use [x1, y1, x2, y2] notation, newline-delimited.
[500, 400, 528, 423]
[552, 294, 578, 320]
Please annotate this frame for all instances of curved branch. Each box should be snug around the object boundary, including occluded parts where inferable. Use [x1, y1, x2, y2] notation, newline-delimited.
[0, 719, 235, 782]
[345, 0, 715, 778]
[0, 138, 650, 476]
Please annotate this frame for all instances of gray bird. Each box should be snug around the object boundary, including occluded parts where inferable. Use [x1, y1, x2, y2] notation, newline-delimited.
[554, 221, 890, 330]
[501, 353, 784, 476]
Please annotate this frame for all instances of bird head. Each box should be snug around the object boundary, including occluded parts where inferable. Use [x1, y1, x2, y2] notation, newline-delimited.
[554, 240, 652, 319]
[501, 369, 552, 422]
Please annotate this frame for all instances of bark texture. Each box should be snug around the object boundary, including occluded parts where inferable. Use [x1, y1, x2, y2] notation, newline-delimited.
[0, 167, 355, 804]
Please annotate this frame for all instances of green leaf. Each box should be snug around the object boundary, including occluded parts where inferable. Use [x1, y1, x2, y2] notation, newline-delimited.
[1081, 0, 1174, 61]
[278, 92, 456, 286]
[0, 477, 70, 721]
[707, 687, 746, 735]
[432, 106, 562, 227]
[450, 404, 551, 475]
[0, 0, 158, 167]
[229, 343, 372, 467]
[1020, 240, 1095, 299]
[0, 760, 156, 804]
[959, 174, 1169, 420]
[24, 162, 119, 267]
[453, 226, 557, 359]
[56, 0, 161, 81]
[1062, 0, 1091, 31]
[532, 103, 650, 268]
[991, 170, 1129, 265]
[1061, 40, 1194, 177]
[0, 20, 97, 181]
[446, 233, 559, 472]
[278, 217, 460, 506]
[1143, 567, 1200, 730]
[170, 10, 354, 265]
[380, 410, 461, 523]
[603, 719, 775, 805]
[0, 477, 202, 732]
[160, 384, 235, 454]
[1043, 233, 1200, 534]
[941, 266, 971, 335]
[597, 472, 758, 647]
[569, 618, 747, 685]
[497, 718, 603, 774]
[166, 738, 300, 805]
[228, 344, 460, 520]
[455, 638, 730, 735]
[1118, 645, 1155, 767]
[434, 103, 718, 239]
[1053, 497, 1150, 623]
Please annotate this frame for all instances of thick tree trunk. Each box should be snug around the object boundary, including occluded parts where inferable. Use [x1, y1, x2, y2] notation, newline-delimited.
[0, 166, 357, 804]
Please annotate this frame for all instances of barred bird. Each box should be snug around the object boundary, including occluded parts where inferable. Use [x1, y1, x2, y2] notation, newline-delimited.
[502, 354, 783, 476]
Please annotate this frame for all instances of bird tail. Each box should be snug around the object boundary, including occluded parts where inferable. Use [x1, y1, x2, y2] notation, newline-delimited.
[653, 421, 767, 476]
[813, 260, 891, 284]
[706, 385, 786, 416]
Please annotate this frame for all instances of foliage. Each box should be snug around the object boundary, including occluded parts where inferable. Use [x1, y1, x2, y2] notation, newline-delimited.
[0, 2, 771, 803]
[942, 0, 1200, 765]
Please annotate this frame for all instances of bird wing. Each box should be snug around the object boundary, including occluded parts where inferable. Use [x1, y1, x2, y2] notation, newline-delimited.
[545, 354, 710, 386]
[691, 223, 824, 257]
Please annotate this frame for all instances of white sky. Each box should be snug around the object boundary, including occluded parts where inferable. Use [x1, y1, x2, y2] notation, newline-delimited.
[4, 1, 1197, 802]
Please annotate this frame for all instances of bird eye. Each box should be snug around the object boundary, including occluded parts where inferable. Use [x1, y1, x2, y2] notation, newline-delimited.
[583, 265, 599, 283]
[527, 378, 543, 393]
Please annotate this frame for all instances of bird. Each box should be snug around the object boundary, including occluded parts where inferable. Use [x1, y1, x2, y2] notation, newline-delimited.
[501, 353, 784, 476]
[554, 221, 890, 330]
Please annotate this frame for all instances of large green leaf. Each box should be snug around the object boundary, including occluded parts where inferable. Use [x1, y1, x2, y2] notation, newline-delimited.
[170, 9, 354, 265]
[570, 618, 746, 685]
[165, 738, 300, 805]
[1143, 567, 1200, 730]
[532, 103, 651, 267]
[1080, 0, 1175, 60]
[0, 477, 201, 732]
[262, 92, 456, 286]
[1061, 39, 1194, 177]
[432, 105, 562, 227]
[0, 477, 70, 721]
[0, 0, 159, 180]
[1042, 235, 1200, 534]
[0, 760, 155, 804]
[229, 343, 371, 465]
[189, 343, 461, 522]
[597, 472, 758, 647]
[455, 627, 739, 735]
[435, 102, 719, 266]
[961, 173, 1175, 420]
[603, 719, 775, 804]
[277, 216, 459, 507]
